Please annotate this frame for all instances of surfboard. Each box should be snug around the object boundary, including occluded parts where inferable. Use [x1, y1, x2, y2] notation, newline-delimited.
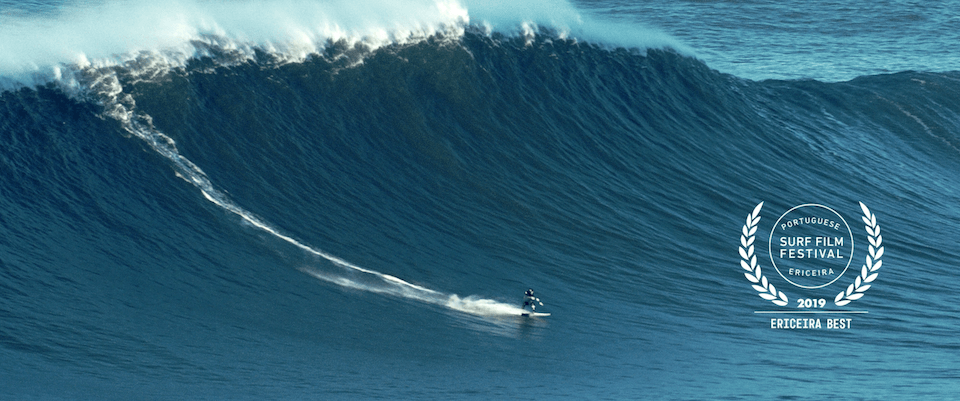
[521, 311, 551, 317]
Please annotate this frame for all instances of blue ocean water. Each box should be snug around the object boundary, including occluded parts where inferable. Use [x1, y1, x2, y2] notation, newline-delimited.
[577, 0, 960, 81]
[1, 0, 959, 399]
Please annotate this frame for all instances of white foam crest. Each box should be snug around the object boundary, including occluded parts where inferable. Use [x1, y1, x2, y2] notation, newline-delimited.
[463, 0, 692, 53]
[0, 0, 469, 86]
[1, 0, 689, 88]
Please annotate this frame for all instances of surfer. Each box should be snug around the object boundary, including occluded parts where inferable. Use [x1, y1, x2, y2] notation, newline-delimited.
[522, 289, 543, 312]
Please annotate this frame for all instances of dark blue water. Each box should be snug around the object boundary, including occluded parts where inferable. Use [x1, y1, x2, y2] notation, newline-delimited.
[2, 1, 959, 399]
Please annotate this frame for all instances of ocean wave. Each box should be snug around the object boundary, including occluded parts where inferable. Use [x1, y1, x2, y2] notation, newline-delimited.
[0, 0, 686, 89]
[3, 2, 960, 397]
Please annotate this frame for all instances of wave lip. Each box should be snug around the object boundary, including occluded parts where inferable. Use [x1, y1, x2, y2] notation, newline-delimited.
[465, 0, 690, 53]
[0, 0, 686, 88]
[0, 0, 470, 86]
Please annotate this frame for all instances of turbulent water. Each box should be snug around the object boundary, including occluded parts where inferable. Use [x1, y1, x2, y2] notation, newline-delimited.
[2, 0, 959, 399]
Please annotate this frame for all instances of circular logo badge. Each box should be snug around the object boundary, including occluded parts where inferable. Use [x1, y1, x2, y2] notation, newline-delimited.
[740, 202, 884, 309]
[768, 204, 854, 289]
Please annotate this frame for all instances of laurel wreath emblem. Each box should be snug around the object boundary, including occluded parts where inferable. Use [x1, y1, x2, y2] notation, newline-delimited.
[834, 202, 883, 306]
[738, 201, 883, 307]
[739, 202, 789, 306]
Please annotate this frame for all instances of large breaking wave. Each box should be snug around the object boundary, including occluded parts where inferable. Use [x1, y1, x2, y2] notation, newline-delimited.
[2, 0, 959, 362]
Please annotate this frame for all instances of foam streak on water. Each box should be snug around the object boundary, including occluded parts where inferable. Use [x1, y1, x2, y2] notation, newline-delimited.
[84, 66, 525, 319]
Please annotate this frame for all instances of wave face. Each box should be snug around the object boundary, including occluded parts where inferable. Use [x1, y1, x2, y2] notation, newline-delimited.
[3, 15, 960, 400]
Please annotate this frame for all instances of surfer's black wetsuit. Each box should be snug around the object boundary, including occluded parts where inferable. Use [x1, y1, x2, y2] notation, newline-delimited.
[522, 294, 541, 311]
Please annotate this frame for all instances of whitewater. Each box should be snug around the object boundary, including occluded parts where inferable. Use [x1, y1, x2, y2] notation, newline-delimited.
[0, 0, 686, 87]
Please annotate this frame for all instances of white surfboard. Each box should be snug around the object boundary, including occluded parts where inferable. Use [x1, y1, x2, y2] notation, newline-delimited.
[521, 311, 550, 317]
